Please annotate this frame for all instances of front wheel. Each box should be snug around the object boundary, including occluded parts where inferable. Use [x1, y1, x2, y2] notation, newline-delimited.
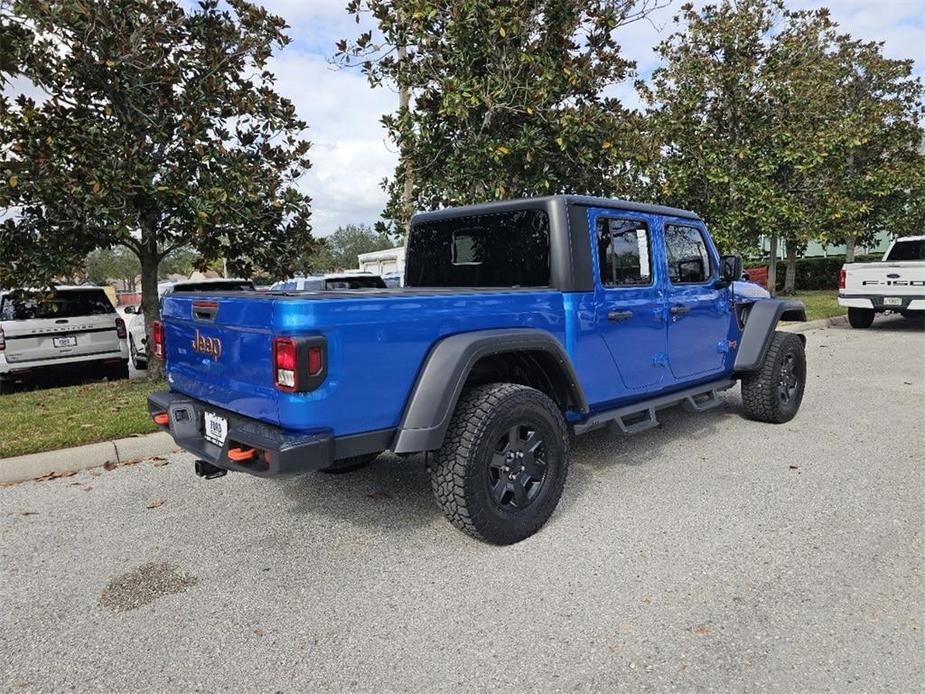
[430, 383, 569, 545]
[741, 331, 806, 424]
[848, 307, 875, 329]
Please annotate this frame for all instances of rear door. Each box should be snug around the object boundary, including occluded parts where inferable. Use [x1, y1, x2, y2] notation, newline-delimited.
[0, 289, 121, 364]
[590, 208, 668, 394]
[661, 221, 731, 380]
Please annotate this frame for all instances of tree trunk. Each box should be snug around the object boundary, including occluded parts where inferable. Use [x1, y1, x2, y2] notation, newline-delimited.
[767, 235, 778, 296]
[845, 236, 856, 263]
[783, 242, 798, 295]
[138, 218, 164, 381]
[398, 43, 413, 245]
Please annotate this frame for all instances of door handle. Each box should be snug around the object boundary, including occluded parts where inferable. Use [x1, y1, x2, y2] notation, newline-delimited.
[670, 305, 690, 316]
[608, 310, 634, 322]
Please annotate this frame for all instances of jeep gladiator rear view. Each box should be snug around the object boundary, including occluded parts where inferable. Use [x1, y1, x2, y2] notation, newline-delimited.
[149, 196, 807, 544]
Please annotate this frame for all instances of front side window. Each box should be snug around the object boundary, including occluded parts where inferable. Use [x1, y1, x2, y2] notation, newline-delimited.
[664, 224, 712, 284]
[406, 209, 550, 288]
[597, 217, 652, 287]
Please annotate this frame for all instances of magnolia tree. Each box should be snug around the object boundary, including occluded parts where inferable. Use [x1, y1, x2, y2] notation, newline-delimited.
[0, 0, 315, 377]
[336, 0, 666, 238]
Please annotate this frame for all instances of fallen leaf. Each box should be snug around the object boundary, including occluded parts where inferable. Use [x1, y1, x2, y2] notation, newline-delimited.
[59, 470, 77, 477]
[367, 491, 391, 500]
[152, 459, 169, 467]
[20, 511, 39, 516]
[692, 625, 709, 636]
[83, 485, 94, 492]
[145, 499, 164, 509]
[789, 465, 799, 470]
[254, 628, 265, 637]
[102, 461, 117, 471]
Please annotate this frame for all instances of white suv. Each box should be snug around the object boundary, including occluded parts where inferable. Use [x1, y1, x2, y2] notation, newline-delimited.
[0, 286, 129, 394]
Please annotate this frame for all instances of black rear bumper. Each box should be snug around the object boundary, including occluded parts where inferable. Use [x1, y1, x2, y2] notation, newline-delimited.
[147, 391, 393, 477]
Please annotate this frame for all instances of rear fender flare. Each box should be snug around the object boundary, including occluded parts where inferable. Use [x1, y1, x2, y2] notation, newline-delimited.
[734, 299, 806, 372]
[392, 329, 587, 454]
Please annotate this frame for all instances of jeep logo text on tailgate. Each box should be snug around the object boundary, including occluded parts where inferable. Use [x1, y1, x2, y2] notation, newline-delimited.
[192, 330, 222, 361]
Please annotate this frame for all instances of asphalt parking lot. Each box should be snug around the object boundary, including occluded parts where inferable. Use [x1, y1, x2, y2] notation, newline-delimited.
[2, 316, 923, 692]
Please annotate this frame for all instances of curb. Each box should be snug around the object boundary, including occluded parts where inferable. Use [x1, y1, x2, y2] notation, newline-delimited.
[0, 431, 175, 484]
[779, 314, 847, 333]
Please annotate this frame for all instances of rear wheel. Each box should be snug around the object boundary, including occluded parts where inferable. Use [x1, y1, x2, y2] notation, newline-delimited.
[429, 383, 569, 545]
[107, 362, 130, 382]
[130, 336, 147, 370]
[0, 377, 14, 395]
[848, 307, 875, 329]
[321, 452, 380, 475]
[741, 331, 806, 424]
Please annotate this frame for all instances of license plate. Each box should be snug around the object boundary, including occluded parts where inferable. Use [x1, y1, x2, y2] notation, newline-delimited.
[203, 412, 228, 446]
[883, 297, 902, 306]
[52, 335, 77, 348]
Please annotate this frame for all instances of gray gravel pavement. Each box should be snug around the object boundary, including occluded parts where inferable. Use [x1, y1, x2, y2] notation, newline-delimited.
[2, 316, 923, 693]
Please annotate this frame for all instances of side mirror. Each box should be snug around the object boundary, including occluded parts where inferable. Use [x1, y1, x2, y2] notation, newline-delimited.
[123, 305, 138, 315]
[718, 255, 743, 288]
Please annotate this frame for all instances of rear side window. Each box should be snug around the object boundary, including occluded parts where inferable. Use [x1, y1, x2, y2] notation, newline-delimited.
[664, 224, 712, 284]
[0, 289, 114, 321]
[406, 209, 550, 288]
[597, 218, 652, 287]
[885, 239, 924, 261]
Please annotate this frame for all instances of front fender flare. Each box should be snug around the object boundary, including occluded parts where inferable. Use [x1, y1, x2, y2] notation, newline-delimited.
[392, 329, 587, 454]
[734, 299, 806, 372]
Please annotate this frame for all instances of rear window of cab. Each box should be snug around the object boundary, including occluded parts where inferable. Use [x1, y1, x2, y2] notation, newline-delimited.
[0, 289, 115, 321]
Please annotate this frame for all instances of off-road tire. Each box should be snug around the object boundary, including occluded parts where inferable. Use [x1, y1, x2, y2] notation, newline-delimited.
[741, 331, 806, 424]
[321, 452, 380, 475]
[848, 307, 875, 329]
[0, 377, 14, 395]
[429, 383, 569, 545]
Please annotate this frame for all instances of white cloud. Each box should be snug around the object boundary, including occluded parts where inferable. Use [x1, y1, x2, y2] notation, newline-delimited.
[268, 50, 398, 237]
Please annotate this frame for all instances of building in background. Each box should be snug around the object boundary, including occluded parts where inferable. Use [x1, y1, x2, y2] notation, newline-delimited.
[357, 246, 406, 276]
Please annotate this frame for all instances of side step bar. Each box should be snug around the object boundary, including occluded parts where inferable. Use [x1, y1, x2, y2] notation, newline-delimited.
[573, 379, 736, 436]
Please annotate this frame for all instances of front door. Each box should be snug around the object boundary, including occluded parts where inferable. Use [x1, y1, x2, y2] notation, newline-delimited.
[662, 221, 731, 380]
[591, 209, 668, 394]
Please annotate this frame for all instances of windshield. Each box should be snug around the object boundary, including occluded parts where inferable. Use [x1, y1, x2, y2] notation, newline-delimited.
[324, 277, 386, 290]
[885, 239, 924, 262]
[171, 281, 254, 292]
[406, 208, 550, 288]
[0, 289, 115, 321]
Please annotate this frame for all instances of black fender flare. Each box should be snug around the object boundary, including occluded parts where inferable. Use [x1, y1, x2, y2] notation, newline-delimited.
[734, 299, 806, 372]
[391, 329, 588, 454]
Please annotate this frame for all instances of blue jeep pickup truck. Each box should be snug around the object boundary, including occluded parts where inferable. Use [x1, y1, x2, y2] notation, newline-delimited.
[149, 195, 806, 544]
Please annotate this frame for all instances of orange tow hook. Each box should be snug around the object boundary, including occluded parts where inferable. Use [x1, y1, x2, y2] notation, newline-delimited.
[153, 411, 169, 426]
[227, 447, 257, 462]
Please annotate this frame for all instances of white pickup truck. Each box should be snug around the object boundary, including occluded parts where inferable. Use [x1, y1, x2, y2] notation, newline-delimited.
[838, 236, 925, 328]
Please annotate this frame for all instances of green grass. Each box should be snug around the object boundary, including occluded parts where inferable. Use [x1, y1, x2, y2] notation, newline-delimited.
[0, 379, 164, 459]
[779, 290, 845, 322]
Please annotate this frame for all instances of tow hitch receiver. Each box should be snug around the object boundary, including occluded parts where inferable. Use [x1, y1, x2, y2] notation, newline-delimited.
[195, 460, 227, 479]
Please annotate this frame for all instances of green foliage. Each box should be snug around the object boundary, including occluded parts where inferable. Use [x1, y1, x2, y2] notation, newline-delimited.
[85, 247, 141, 289]
[300, 224, 393, 273]
[0, 0, 314, 287]
[337, 0, 664, 232]
[766, 255, 881, 291]
[640, 0, 925, 267]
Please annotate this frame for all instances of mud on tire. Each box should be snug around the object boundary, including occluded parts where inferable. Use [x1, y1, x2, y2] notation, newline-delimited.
[429, 383, 569, 545]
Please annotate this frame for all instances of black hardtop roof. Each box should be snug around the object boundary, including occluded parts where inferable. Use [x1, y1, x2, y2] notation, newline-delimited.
[411, 194, 701, 225]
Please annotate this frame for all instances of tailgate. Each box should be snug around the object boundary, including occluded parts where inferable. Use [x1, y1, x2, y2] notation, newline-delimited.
[2, 315, 121, 364]
[844, 262, 925, 296]
[161, 294, 280, 424]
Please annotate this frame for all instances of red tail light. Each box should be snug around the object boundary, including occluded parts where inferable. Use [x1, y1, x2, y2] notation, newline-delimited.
[0, 326, 5, 352]
[273, 337, 297, 391]
[838, 269, 846, 289]
[152, 320, 165, 359]
[272, 336, 327, 392]
[115, 317, 127, 339]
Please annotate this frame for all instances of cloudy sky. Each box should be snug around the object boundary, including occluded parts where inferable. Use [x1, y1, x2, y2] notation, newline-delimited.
[262, 0, 924, 238]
